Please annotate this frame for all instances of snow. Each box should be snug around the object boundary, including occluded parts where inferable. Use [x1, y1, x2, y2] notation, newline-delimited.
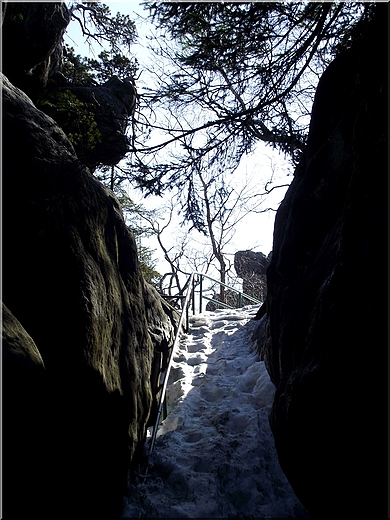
[121, 305, 308, 518]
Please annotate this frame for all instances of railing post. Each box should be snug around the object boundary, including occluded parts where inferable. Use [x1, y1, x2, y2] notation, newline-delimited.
[192, 278, 196, 315]
[238, 292, 243, 308]
[149, 272, 195, 455]
[148, 271, 262, 461]
[199, 275, 203, 314]
[162, 396, 167, 421]
[186, 277, 190, 332]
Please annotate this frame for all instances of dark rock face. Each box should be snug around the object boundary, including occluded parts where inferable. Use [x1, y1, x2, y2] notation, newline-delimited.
[2, 2, 71, 98]
[2, 303, 54, 517]
[263, 7, 388, 519]
[235, 250, 269, 277]
[234, 250, 270, 301]
[2, 73, 177, 519]
[57, 76, 137, 168]
[2, 3, 137, 171]
[2, 9, 167, 518]
[143, 282, 181, 426]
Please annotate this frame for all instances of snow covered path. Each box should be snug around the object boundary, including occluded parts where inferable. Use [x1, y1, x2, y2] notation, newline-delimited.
[121, 306, 308, 518]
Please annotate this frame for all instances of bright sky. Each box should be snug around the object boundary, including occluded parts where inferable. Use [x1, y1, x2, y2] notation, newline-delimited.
[64, 1, 293, 277]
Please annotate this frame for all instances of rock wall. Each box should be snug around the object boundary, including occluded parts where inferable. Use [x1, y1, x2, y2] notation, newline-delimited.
[2, 2, 137, 171]
[2, 71, 178, 519]
[55, 76, 137, 168]
[205, 289, 243, 311]
[234, 250, 270, 301]
[2, 2, 70, 97]
[261, 6, 388, 519]
[1, 4, 179, 518]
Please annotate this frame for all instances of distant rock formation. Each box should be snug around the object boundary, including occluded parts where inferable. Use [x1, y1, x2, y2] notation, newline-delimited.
[234, 250, 271, 302]
[1, 6, 178, 516]
[205, 250, 270, 311]
[258, 6, 388, 519]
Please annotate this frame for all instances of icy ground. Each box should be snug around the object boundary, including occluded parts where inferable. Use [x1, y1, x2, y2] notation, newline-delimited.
[121, 306, 308, 518]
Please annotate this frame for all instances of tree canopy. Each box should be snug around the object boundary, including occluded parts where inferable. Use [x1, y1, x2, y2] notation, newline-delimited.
[62, 45, 138, 85]
[58, 1, 378, 287]
[125, 1, 375, 229]
[68, 1, 138, 54]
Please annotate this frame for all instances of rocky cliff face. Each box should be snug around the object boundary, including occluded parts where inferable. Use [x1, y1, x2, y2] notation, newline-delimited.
[261, 6, 388, 519]
[2, 2, 137, 171]
[234, 250, 270, 301]
[2, 5, 178, 518]
[2, 2, 70, 97]
[55, 76, 137, 168]
[2, 71, 178, 519]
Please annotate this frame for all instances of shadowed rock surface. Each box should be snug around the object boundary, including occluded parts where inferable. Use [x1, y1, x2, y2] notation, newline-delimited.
[55, 75, 137, 168]
[1, 2, 70, 97]
[2, 6, 179, 518]
[234, 250, 270, 301]
[1, 71, 178, 518]
[2, 3, 388, 520]
[261, 6, 388, 518]
[2, 2, 137, 170]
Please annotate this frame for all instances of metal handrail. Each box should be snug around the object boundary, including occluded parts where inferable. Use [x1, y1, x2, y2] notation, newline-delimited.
[201, 296, 239, 310]
[147, 271, 261, 455]
[194, 272, 261, 313]
[148, 272, 196, 455]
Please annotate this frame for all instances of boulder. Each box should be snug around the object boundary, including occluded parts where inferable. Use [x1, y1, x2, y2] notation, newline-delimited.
[143, 282, 181, 426]
[2, 303, 54, 517]
[1, 72, 175, 519]
[234, 250, 270, 301]
[54, 76, 137, 168]
[1, 2, 70, 98]
[234, 250, 269, 277]
[2, 3, 138, 171]
[263, 6, 388, 518]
